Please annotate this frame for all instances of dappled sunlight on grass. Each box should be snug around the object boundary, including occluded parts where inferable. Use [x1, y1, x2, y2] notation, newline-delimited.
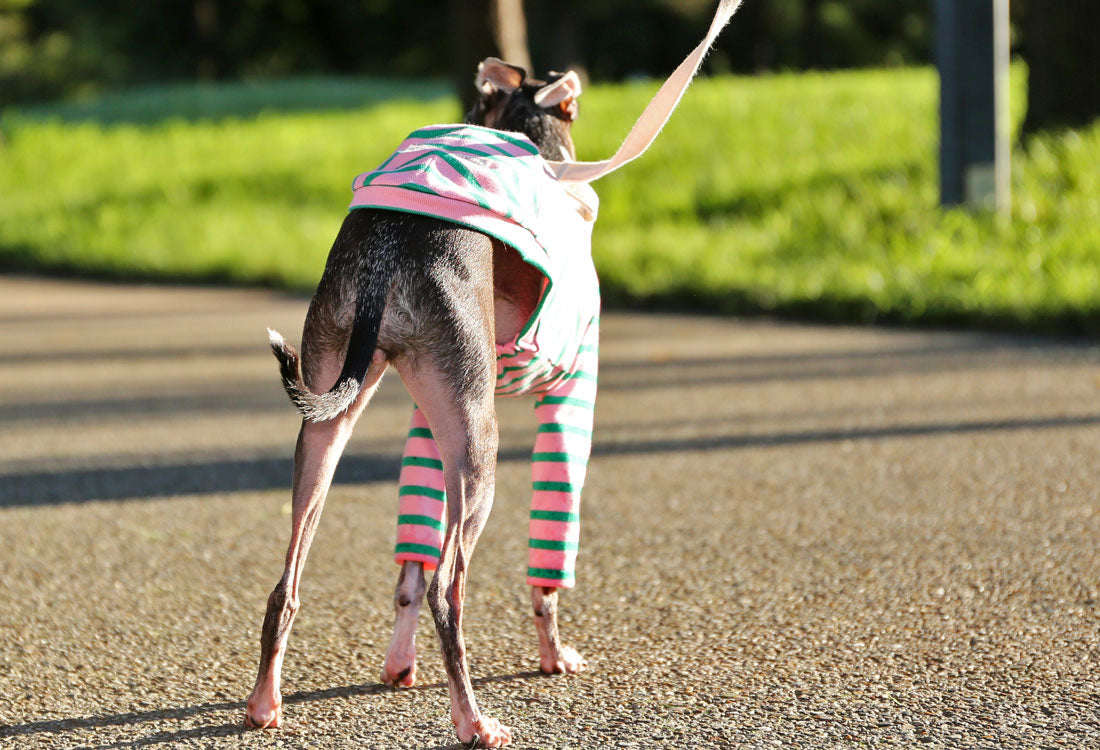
[576, 68, 1099, 331]
[1, 98, 458, 287]
[1, 67, 1097, 331]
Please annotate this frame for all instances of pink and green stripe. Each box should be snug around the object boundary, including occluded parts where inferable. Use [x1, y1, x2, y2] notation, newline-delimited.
[361, 125, 601, 588]
[394, 407, 448, 571]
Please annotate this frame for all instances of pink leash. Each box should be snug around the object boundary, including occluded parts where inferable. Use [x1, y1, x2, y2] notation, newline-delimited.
[547, 0, 744, 186]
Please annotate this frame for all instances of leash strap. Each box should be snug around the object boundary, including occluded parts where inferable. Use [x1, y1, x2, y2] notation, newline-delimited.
[546, 0, 744, 184]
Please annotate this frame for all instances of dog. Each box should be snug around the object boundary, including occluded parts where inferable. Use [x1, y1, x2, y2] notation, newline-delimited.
[244, 58, 598, 748]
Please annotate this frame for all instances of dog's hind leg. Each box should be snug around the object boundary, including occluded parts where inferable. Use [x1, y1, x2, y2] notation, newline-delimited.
[245, 348, 385, 729]
[392, 331, 511, 745]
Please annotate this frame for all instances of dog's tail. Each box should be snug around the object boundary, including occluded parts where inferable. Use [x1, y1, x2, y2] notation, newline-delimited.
[265, 329, 363, 422]
[267, 262, 392, 423]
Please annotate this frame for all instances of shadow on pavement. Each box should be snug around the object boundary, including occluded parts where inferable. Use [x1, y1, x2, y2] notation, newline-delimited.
[0, 385, 408, 424]
[0, 342, 269, 365]
[597, 338, 1090, 391]
[5, 338, 1088, 426]
[595, 413, 1100, 457]
[0, 671, 543, 748]
[4, 414, 1099, 508]
[0, 453, 397, 507]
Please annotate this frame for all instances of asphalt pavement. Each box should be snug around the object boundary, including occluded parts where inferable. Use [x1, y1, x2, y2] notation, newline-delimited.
[1, 275, 1099, 749]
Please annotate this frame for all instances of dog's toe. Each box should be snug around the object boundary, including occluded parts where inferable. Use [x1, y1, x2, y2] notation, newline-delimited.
[540, 645, 587, 675]
[244, 701, 282, 729]
[456, 714, 512, 747]
[380, 661, 417, 688]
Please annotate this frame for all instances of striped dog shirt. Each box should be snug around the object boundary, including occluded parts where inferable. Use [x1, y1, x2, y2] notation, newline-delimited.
[349, 124, 600, 588]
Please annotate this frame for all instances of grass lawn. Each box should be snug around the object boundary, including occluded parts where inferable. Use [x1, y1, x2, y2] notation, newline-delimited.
[1, 69, 1098, 332]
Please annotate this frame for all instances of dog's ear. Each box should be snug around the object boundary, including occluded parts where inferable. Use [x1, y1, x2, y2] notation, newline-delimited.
[534, 70, 582, 121]
[476, 57, 527, 96]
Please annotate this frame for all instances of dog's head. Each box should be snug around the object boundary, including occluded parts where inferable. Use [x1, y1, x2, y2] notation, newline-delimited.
[466, 58, 581, 162]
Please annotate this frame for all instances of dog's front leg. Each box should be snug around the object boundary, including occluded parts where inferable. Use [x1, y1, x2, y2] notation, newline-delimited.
[526, 315, 598, 675]
[382, 404, 447, 687]
[531, 586, 587, 674]
[380, 560, 425, 687]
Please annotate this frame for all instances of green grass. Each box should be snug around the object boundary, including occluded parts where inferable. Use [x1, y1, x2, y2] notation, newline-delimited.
[0, 84, 458, 287]
[576, 69, 1100, 332]
[2, 69, 1098, 332]
[10, 77, 453, 125]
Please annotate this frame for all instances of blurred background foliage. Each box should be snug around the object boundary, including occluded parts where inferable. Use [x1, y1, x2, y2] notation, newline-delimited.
[3, 0, 1095, 134]
[3, 0, 935, 105]
[1, 1, 1097, 333]
[5, 1, 1091, 129]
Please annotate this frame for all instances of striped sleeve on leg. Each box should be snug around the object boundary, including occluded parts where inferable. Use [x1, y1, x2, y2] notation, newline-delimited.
[395, 406, 446, 570]
[528, 320, 598, 589]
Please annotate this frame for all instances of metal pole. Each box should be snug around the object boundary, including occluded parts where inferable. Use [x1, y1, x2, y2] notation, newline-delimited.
[993, 0, 1011, 214]
[935, 0, 1010, 213]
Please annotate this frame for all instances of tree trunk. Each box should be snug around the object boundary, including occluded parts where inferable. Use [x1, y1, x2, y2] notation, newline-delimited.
[1022, 0, 1100, 132]
[491, 0, 532, 73]
[800, 0, 823, 69]
[730, 0, 775, 73]
[547, 0, 584, 75]
[448, 0, 497, 114]
[193, 0, 219, 80]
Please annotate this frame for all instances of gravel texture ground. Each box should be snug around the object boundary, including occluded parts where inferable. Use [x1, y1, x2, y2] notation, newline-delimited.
[1, 275, 1098, 749]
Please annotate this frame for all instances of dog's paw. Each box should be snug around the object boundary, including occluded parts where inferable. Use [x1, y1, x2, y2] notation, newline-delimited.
[379, 661, 417, 688]
[455, 714, 513, 747]
[540, 645, 587, 675]
[243, 697, 282, 729]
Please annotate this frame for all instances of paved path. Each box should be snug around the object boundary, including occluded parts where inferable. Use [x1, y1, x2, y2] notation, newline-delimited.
[1, 275, 1098, 749]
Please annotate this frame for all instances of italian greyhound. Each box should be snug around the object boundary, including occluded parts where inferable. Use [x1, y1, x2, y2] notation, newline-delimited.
[244, 58, 595, 748]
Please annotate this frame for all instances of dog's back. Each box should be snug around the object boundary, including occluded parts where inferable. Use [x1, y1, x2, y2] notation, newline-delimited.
[271, 63, 584, 420]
